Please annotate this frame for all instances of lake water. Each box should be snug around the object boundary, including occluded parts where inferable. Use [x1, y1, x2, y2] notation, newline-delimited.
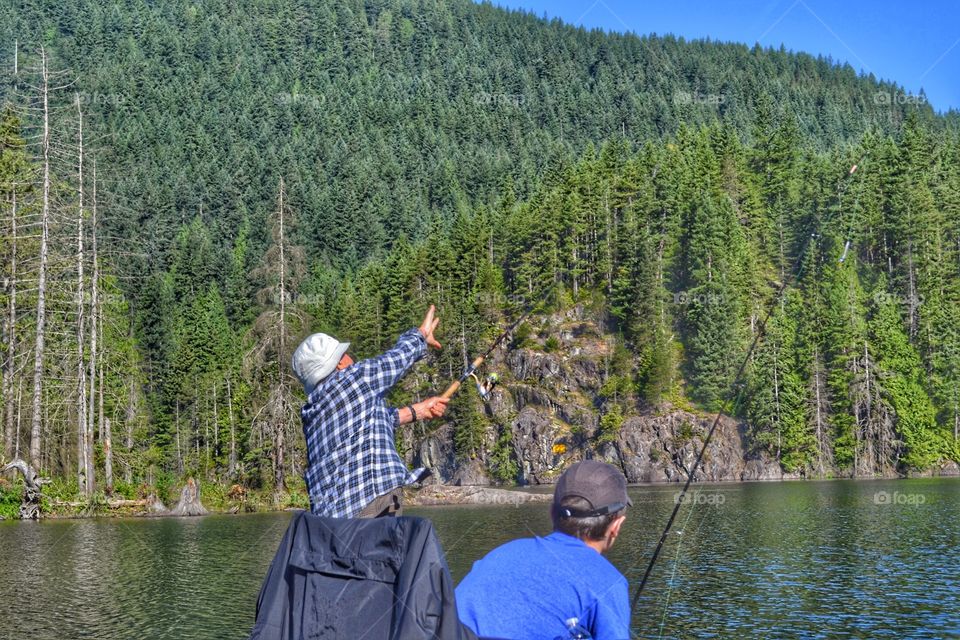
[0, 478, 957, 639]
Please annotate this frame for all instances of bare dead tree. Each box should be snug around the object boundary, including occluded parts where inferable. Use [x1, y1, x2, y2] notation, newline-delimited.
[125, 377, 136, 484]
[75, 93, 92, 496]
[3, 188, 17, 460]
[247, 177, 306, 493]
[227, 373, 236, 477]
[2, 458, 50, 519]
[275, 179, 287, 491]
[90, 160, 110, 494]
[29, 46, 52, 469]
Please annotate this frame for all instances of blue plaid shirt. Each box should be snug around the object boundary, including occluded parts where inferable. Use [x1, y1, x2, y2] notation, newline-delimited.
[301, 328, 427, 518]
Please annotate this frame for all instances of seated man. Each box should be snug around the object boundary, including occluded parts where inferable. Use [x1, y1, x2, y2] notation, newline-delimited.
[455, 461, 632, 640]
[292, 305, 448, 518]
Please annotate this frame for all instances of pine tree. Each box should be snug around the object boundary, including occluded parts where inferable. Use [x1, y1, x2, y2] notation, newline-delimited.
[683, 192, 747, 410]
[868, 275, 941, 470]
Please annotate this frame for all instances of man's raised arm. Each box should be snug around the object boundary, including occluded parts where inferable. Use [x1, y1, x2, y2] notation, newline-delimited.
[360, 305, 442, 396]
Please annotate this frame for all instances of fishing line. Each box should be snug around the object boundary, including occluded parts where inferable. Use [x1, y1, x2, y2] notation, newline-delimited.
[630, 151, 868, 609]
[838, 154, 867, 263]
[439, 282, 555, 401]
[655, 492, 704, 640]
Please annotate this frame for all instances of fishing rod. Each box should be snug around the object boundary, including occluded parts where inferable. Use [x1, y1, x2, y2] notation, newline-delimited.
[631, 151, 868, 609]
[440, 283, 555, 401]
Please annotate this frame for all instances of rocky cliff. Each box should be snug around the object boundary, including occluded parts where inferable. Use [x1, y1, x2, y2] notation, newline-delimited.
[403, 305, 791, 487]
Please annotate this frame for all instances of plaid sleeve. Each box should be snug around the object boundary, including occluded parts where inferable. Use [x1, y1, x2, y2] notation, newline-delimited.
[359, 328, 426, 396]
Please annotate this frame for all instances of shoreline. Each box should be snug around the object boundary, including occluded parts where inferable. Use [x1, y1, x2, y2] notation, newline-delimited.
[4, 473, 959, 521]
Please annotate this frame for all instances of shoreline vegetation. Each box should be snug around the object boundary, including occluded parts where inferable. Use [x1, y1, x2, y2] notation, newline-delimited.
[3, 471, 958, 521]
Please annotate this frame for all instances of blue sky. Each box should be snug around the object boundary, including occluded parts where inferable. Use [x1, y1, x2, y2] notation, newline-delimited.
[488, 0, 960, 113]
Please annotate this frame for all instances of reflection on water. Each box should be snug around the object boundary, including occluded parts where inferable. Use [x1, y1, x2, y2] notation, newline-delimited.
[0, 478, 957, 639]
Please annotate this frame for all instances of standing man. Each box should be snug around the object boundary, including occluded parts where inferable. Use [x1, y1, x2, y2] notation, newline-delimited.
[292, 305, 448, 518]
[456, 460, 633, 640]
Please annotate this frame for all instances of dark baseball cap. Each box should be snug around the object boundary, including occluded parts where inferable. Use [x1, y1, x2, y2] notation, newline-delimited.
[554, 460, 632, 518]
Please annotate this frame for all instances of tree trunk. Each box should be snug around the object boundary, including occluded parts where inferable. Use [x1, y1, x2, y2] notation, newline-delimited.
[89, 161, 100, 440]
[213, 381, 219, 461]
[3, 188, 17, 460]
[100, 323, 109, 494]
[125, 377, 135, 484]
[811, 345, 829, 476]
[275, 178, 287, 491]
[175, 400, 183, 474]
[2, 458, 49, 519]
[75, 93, 92, 497]
[863, 339, 872, 475]
[227, 374, 236, 478]
[773, 350, 782, 462]
[15, 377, 22, 458]
[103, 417, 113, 495]
[29, 47, 51, 470]
[170, 477, 208, 516]
[274, 390, 286, 492]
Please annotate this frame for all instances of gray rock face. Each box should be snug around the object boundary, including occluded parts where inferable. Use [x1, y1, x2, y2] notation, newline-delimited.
[402, 307, 793, 488]
[413, 424, 457, 485]
[452, 459, 491, 486]
[511, 406, 565, 484]
[937, 461, 960, 476]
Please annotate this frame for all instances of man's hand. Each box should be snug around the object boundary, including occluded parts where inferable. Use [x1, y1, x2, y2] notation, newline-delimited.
[419, 305, 442, 350]
[415, 396, 449, 420]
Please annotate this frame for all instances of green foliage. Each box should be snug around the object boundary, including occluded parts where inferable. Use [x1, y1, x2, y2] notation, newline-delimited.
[868, 277, 942, 469]
[111, 480, 139, 501]
[487, 426, 518, 483]
[598, 405, 625, 444]
[511, 323, 536, 349]
[452, 385, 487, 460]
[0, 481, 21, 519]
[747, 291, 813, 472]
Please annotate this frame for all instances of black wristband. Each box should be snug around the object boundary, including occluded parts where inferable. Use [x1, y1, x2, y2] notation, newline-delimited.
[406, 404, 418, 422]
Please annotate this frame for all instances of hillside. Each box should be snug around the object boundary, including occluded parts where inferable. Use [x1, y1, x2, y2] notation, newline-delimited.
[0, 0, 958, 507]
[1, 0, 945, 271]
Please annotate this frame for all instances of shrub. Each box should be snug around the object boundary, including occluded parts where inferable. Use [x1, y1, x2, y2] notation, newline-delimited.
[488, 428, 519, 484]
[0, 482, 22, 519]
[598, 405, 625, 443]
[512, 322, 536, 349]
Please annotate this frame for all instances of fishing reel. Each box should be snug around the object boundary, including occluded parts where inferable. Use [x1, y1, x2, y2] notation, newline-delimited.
[468, 371, 500, 400]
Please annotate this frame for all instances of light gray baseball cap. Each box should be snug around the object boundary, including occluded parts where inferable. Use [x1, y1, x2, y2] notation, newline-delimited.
[291, 333, 350, 394]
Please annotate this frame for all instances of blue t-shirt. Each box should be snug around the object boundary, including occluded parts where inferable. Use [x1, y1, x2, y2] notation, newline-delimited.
[455, 531, 631, 640]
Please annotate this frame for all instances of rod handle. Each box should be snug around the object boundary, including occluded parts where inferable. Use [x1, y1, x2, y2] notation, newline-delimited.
[441, 380, 461, 400]
[441, 356, 486, 400]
